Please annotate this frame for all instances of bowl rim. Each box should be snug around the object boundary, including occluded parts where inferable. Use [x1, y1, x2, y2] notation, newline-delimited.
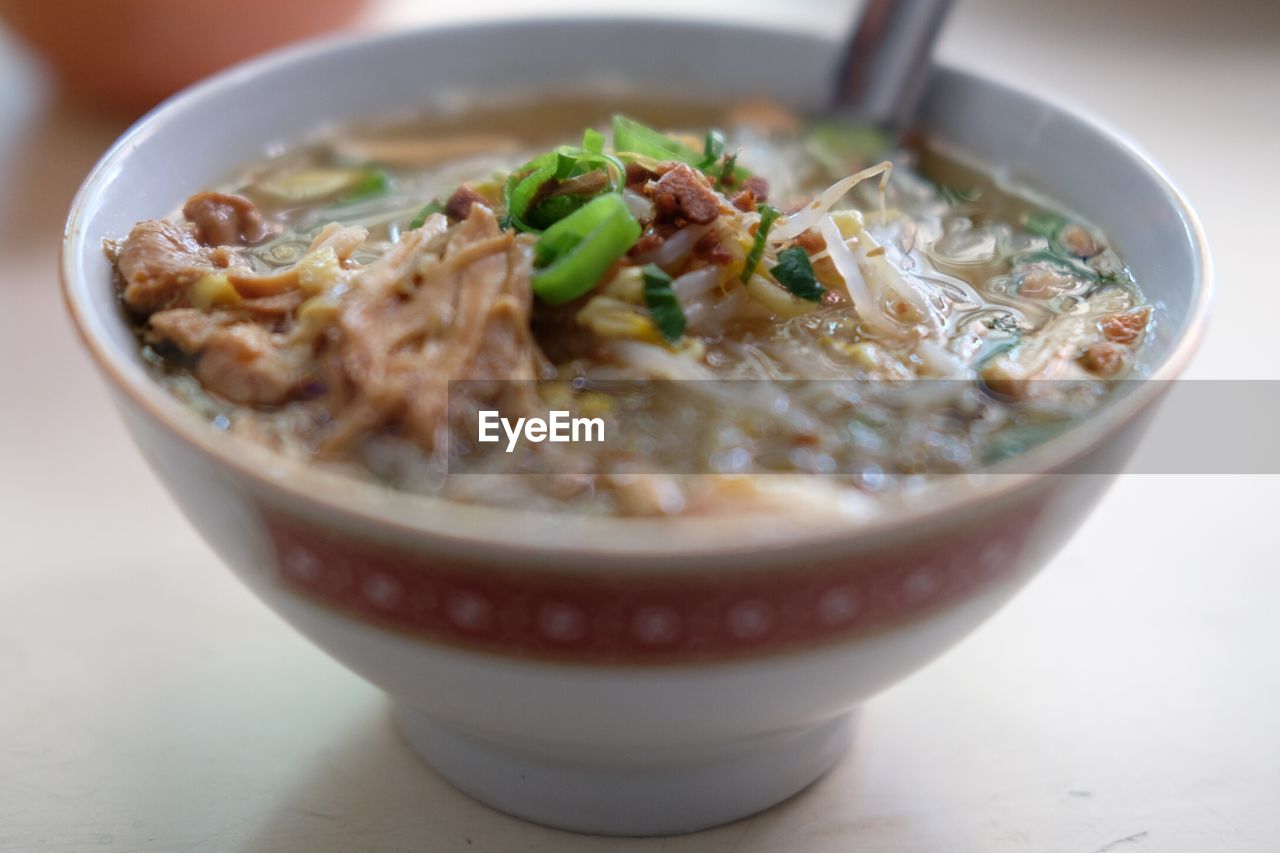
[60, 15, 1213, 564]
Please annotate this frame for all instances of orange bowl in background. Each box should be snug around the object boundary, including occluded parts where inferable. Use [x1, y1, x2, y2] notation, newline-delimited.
[0, 0, 369, 113]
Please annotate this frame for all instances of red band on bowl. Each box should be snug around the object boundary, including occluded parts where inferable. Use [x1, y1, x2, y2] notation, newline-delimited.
[263, 507, 1038, 664]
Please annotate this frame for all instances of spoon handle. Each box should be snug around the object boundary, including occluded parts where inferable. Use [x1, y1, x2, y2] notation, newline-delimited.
[834, 0, 955, 129]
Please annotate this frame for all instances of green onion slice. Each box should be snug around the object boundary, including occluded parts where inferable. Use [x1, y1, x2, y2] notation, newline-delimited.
[504, 145, 625, 233]
[407, 199, 444, 230]
[698, 130, 725, 170]
[612, 115, 749, 182]
[741, 203, 781, 282]
[771, 247, 825, 302]
[582, 127, 606, 154]
[504, 152, 559, 232]
[717, 150, 740, 190]
[939, 184, 981, 206]
[806, 123, 891, 174]
[642, 263, 687, 342]
[612, 114, 700, 163]
[532, 194, 641, 305]
[337, 168, 391, 204]
[1022, 210, 1067, 240]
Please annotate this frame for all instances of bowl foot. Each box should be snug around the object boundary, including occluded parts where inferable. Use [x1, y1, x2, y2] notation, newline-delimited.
[393, 703, 854, 836]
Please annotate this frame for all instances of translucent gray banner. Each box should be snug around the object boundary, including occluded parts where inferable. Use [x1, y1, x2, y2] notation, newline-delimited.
[443, 380, 1277, 476]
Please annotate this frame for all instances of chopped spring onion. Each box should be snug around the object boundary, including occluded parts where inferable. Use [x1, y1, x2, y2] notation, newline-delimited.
[527, 193, 589, 230]
[505, 152, 567, 232]
[612, 114, 700, 163]
[741, 203, 781, 282]
[408, 199, 444, 230]
[806, 123, 891, 174]
[642, 263, 687, 342]
[612, 115, 749, 182]
[257, 167, 368, 203]
[938, 184, 981, 206]
[504, 145, 625, 233]
[699, 130, 725, 170]
[337, 168, 391, 204]
[1022, 210, 1066, 239]
[532, 194, 641, 305]
[771, 247, 825, 302]
[582, 127, 606, 154]
[717, 150, 740, 190]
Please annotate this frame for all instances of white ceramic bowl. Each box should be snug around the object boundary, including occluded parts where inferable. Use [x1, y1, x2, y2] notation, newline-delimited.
[62, 18, 1210, 837]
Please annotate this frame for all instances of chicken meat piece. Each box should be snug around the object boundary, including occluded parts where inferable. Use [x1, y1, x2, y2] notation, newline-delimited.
[195, 323, 312, 406]
[110, 200, 367, 313]
[182, 191, 269, 246]
[112, 220, 232, 312]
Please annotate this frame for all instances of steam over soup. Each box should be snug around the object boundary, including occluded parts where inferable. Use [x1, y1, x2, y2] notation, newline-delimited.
[107, 98, 1153, 517]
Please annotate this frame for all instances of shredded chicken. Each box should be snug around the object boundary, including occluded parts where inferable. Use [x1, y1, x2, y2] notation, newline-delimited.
[320, 205, 551, 454]
[112, 193, 550, 439]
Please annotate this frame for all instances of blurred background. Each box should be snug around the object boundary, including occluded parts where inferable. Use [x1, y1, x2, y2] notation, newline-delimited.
[2, 1, 1278, 851]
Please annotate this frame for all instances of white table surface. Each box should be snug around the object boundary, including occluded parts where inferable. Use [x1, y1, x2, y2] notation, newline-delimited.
[2, 1, 1278, 851]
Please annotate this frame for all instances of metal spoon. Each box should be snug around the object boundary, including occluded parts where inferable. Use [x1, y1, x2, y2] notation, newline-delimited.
[834, 0, 955, 129]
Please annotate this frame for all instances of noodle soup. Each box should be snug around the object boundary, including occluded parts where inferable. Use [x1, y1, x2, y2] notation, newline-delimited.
[107, 97, 1152, 517]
